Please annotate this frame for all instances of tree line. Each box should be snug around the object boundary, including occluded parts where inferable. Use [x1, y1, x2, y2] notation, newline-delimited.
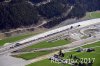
[0, 0, 100, 31]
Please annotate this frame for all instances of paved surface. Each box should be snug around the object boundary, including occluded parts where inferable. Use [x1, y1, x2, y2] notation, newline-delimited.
[0, 18, 100, 55]
[0, 18, 100, 66]
[0, 54, 27, 66]
[25, 35, 100, 65]
[0, 35, 99, 66]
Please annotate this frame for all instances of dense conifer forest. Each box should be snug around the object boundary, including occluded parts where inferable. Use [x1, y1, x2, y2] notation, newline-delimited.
[0, 0, 100, 30]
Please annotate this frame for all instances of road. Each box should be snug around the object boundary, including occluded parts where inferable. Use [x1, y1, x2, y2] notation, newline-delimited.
[11, 34, 100, 55]
[1, 2, 73, 35]
[0, 34, 99, 66]
[0, 55, 27, 66]
[25, 34, 100, 65]
[2, 0, 52, 35]
[0, 18, 100, 66]
[0, 34, 100, 66]
[0, 18, 100, 55]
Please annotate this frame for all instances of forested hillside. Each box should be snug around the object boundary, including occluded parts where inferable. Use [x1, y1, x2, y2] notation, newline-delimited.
[0, 0, 100, 30]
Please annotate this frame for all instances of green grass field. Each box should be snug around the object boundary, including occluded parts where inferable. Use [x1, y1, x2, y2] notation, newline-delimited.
[85, 11, 100, 18]
[15, 39, 70, 60]
[25, 39, 70, 49]
[13, 51, 50, 60]
[27, 41, 100, 66]
[0, 33, 38, 46]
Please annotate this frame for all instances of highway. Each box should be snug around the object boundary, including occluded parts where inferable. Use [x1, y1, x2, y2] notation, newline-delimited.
[11, 34, 100, 54]
[25, 34, 100, 65]
[0, 18, 100, 55]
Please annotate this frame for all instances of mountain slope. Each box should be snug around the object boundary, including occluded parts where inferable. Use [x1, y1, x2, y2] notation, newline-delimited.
[0, 0, 100, 31]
